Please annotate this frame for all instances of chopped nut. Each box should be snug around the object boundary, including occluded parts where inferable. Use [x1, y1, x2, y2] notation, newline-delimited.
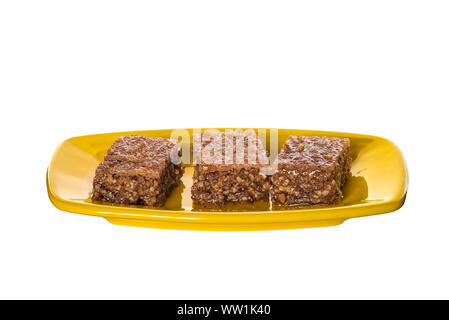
[278, 193, 286, 204]
[327, 154, 333, 159]
[298, 144, 304, 151]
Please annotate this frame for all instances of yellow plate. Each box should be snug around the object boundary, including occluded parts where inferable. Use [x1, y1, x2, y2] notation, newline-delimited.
[46, 128, 408, 231]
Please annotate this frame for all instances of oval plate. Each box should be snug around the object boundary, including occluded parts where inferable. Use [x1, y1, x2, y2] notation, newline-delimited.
[47, 128, 408, 231]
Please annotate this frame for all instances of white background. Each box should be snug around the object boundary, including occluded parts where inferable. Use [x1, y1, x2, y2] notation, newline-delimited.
[1, 1, 448, 299]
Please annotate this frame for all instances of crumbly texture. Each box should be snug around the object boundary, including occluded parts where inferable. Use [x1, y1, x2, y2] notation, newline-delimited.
[191, 131, 271, 205]
[270, 136, 351, 205]
[92, 135, 184, 206]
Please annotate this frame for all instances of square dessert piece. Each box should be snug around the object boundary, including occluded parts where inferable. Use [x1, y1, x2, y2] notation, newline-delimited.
[270, 136, 351, 205]
[191, 131, 271, 205]
[92, 135, 184, 206]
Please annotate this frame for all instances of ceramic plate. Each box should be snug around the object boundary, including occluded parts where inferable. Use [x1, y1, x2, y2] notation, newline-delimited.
[47, 128, 408, 230]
